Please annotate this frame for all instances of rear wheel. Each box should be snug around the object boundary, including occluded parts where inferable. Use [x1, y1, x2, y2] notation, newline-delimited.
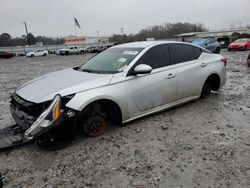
[215, 47, 220, 54]
[31, 54, 34, 57]
[247, 59, 250, 67]
[201, 83, 212, 98]
[82, 115, 107, 137]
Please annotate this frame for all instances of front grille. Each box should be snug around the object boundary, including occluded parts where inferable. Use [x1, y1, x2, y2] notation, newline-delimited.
[10, 94, 51, 127]
[11, 94, 50, 117]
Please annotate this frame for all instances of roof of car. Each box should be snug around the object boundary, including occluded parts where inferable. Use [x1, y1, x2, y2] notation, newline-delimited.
[113, 41, 175, 48]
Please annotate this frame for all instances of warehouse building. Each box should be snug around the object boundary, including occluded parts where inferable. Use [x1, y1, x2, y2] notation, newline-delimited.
[64, 36, 109, 45]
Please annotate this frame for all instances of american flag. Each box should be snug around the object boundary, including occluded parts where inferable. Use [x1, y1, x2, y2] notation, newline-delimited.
[74, 17, 81, 29]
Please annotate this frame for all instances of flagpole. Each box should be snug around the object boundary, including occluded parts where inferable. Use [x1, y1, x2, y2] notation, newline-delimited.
[75, 24, 77, 37]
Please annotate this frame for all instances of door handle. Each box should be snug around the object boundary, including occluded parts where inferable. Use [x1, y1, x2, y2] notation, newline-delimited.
[200, 63, 208, 67]
[166, 73, 175, 79]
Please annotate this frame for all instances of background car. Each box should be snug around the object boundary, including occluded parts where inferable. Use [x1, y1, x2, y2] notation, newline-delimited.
[26, 49, 48, 57]
[58, 46, 86, 55]
[16, 51, 26, 56]
[227, 38, 250, 51]
[0, 51, 15, 59]
[192, 37, 221, 54]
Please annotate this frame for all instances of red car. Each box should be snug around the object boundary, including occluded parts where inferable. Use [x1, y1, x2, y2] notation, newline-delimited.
[228, 38, 250, 51]
[0, 51, 16, 59]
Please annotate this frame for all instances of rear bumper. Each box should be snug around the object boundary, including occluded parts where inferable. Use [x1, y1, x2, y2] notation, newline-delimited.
[228, 46, 245, 50]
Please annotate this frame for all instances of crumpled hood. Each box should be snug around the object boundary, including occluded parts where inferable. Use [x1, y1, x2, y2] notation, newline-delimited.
[16, 68, 113, 103]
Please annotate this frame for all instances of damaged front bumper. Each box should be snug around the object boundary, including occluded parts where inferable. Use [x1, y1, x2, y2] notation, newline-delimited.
[0, 95, 71, 149]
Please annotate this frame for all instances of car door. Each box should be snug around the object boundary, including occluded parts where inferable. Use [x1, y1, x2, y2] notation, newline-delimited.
[170, 44, 209, 101]
[33, 50, 38, 56]
[208, 38, 217, 52]
[38, 50, 43, 56]
[125, 44, 176, 119]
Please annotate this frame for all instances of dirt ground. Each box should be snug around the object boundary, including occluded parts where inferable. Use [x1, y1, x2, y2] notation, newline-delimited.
[0, 50, 250, 188]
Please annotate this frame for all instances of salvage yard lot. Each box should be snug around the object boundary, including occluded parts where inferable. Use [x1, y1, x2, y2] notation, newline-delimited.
[0, 50, 250, 187]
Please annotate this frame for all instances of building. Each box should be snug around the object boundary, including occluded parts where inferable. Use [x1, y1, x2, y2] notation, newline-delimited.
[64, 36, 109, 45]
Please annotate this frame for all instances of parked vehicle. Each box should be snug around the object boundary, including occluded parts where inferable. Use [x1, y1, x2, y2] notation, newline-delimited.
[58, 46, 86, 55]
[85, 46, 99, 53]
[227, 38, 250, 51]
[1, 41, 227, 148]
[26, 50, 48, 57]
[16, 51, 26, 56]
[192, 37, 221, 54]
[0, 51, 15, 59]
[247, 53, 250, 67]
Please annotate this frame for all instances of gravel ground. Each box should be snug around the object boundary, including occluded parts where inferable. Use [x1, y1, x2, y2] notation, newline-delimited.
[0, 50, 250, 188]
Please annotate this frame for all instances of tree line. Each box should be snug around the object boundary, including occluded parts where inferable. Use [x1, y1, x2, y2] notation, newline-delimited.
[110, 22, 207, 43]
[0, 33, 64, 47]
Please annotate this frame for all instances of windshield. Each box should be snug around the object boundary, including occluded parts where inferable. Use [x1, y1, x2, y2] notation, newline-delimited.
[234, 38, 249, 43]
[79, 47, 143, 74]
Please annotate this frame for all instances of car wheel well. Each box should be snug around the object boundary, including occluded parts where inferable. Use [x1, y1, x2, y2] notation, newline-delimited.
[204, 74, 220, 91]
[81, 99, 122, 125]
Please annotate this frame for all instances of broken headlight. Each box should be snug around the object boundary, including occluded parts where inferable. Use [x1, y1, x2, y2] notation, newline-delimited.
[24, 94, 62, 139]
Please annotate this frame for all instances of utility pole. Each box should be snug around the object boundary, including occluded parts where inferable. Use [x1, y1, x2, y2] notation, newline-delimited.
[22, 22, 29, 45]
[120, 27, 124, 43]
[97, 30, 99, 37]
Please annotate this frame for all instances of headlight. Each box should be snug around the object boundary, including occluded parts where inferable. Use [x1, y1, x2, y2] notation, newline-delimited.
[24, 94, 62, 139]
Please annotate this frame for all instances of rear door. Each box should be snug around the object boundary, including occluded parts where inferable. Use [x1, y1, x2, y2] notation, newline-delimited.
[125, 44, 176, 118]
[207, 38, 217, 52]
[170, 44, 210, 101]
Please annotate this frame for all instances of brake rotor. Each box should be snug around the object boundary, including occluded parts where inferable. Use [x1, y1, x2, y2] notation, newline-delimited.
[83, 115, 107, 137]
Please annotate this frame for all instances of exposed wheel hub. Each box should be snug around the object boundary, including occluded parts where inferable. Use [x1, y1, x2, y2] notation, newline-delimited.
[83, 115, 107, 137]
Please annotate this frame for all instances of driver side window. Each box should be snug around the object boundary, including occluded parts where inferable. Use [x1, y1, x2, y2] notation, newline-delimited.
[137, 44, 171, 69]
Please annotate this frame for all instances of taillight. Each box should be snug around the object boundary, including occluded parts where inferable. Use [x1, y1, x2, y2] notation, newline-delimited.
[221, 57, 227, 66]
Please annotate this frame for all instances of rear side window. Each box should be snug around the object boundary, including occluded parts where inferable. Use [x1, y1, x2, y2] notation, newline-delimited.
[172, 44, 196, 64]
[193, 47, 202, 59]
[208, 38, 216, 43]
[137, 44, 171, 69]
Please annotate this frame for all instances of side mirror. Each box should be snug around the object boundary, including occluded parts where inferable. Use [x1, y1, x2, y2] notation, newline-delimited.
[131, 64, 152, 75]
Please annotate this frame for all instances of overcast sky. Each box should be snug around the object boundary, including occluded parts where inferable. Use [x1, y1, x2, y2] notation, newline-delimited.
[0, 0, 249, 37]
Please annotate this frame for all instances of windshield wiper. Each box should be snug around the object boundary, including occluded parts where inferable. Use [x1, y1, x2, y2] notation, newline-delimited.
[81, 69, 101, 74]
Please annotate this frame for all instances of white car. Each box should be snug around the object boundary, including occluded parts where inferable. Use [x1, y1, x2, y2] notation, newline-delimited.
[1, 41, 227, 148]
[26, 49, 48, 57]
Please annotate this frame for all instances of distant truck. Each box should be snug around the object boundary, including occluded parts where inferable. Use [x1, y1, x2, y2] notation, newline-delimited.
[58, 46, 86, 55]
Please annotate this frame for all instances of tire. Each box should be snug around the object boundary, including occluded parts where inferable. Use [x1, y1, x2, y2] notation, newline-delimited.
[228, 48, 231, 51]
[43, 53, 47, 56]
[65, 52, 69, 55]
[31, 54, 34, 57]
[247, 60, 250, 68]
[82, 115, 107, 137]
[201, 83, 212, 98]
[215, 47, 220, 54]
